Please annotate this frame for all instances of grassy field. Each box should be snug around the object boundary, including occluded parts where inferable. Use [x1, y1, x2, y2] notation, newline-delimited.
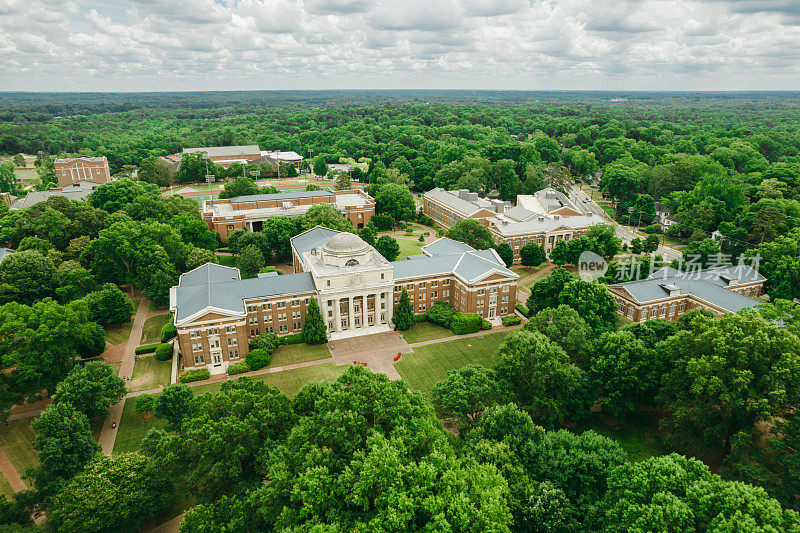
[0, 419, 39, 489]
[193, 362, 347, 397]
[396, 238, 424, 259]
[113, 400, 168, 455]
[573, 413, 666, 462]
[105, 298, 141, 346]
[215, 254, 237, 268]
[510, 264, 549, 278]
[130, 356, 172, 392]
[140, 314, 171, 344]
[402, 322, 453, 344]
[269, 343, 332, 368]
[0, 473, 14, 498]
[395, 330, 513, 396]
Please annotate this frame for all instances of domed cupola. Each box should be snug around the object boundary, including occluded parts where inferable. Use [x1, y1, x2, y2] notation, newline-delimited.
[320, 233, 371, 267]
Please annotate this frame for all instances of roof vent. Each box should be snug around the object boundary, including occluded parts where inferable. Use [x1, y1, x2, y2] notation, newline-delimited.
[458, 189, 470, 200]
[660, 283, 681, 297]
[538, 216, 545, 222]
[587, 212, 593, 217]
[719, 274, 738, 285]
[553, 215, 561, 220]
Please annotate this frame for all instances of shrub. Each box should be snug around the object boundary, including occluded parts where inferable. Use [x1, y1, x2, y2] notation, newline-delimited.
[481, 320, 493, 330]
[250, 332, 280, 352]
[450, 313, 484, 335]
[178, 368, 210, 383]
[515, 303, 530, 317]
[502, 315, 522, 326]
[161, 316, 176, 342]
[426, 301, 456, 329]
[135, 343, 159, 355]
[154, 343, 173, 361]
[246, 348, 272, 370]
[135, 394, 155, 414]
[278, 333, 303, 346]
[643, 223, 662, 234]
[226, 361, 250, 375]
[413, 313, 428, 324]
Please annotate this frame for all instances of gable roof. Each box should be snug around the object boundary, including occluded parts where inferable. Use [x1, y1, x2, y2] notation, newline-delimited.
[423, 188, 487, 217]
[609, 265, 764, 313]
[392, 247, 517, 284]
[421, 237, 476, 257]
[173, 263, 316, 324]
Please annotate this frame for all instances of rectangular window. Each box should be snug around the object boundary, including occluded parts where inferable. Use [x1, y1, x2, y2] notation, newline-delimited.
[477, 288, 485, 296]
[420, 292, 426, 300]
[225, 325, 236, 334]
[227, 337, 237, 347]
[207, 327, 218, 335]
[679, 301, 686, 312]
[477, 299, 484, 307]
[418, 303, 426, 311]
[502, 285, 510, 293]
[229, 349, 239, 360]
[292, 299, 300, 307]
[650, 308, 658, 318]
[502, 296, 508, 303]
[443, 290, 449, 297]
[432, 280, 438, 287]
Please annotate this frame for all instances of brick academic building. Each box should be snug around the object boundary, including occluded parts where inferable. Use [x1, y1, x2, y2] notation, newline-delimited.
[54, 156, 112, 187]
[203, 189, 375, 241]
[170, 229, 518, 375]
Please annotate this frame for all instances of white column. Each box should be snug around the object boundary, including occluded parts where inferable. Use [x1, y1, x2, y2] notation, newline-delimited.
[383, 291, 392, 325]
[347, 296, 354, 330]
[362, 293, 369, 327]
[333, 298, 341, 332]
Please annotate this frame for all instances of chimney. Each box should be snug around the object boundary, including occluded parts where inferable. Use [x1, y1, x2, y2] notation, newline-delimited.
[467, 192, 478, 202]
[458, 189, 470, 199]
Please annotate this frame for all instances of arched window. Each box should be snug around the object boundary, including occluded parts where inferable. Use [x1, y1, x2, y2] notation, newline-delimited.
[345, 259, 359, 266]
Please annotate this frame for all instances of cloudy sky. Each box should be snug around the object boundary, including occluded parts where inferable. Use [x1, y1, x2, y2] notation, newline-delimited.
[1, 0, 799, 91]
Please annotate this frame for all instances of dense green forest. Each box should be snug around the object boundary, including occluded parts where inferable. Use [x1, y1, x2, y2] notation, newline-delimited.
[3, 90, 799, 298]
[2, 91, 800, 531]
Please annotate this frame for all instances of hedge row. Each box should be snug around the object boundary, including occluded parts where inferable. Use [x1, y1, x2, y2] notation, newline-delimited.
[179, 368, 210, 383]
[135, 343, 159, 355]
[451, 313, 484, 335]
[502, 315, 522, 326]
[226, 361, 250, 375]
[515, 303, 530, 317]
[161, 314, 177, 342]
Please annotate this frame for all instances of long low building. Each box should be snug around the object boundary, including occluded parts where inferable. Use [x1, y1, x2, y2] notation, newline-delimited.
[162, 145, 303, 171]
[170, 228, 518, 375]
[607, 265, 765, 322]
[203, 189, 375, 241]
[423, 187, 602, 260]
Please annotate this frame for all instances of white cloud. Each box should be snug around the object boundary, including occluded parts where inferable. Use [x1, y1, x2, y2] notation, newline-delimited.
[0, 0, 798, 90]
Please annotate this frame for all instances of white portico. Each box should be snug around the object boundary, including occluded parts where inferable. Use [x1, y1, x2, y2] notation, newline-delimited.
[298, 231, 395, 340]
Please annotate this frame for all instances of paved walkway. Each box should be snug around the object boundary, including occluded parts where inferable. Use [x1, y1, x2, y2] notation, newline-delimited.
[515, 264, 556, 303]
[328, 331, 412, 380]
[149, 513, 185, 533]
[406, 323, 524, 347]
[98, 297, 151, 455]
[126, 357, 335, 397]
[0, 449, 26, 493]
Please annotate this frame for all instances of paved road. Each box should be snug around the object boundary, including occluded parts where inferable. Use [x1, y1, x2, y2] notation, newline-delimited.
[568, 185, 681, 262]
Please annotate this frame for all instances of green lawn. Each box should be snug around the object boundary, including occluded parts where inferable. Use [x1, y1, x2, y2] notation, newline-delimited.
[193, 362, 347, 397]
[130, 356, 172, 392]
[395, 331, 514, 396]
[572, 413, 666, 463]
[0, 419, 39, 489]
[510, 264, 549, 278]
[105, 298, 141, 346]
[113, 399, 167, 455]
[0, 473, 14, 498]
[268, 343, 332, 368]
[402, 322, 453, 344]
[216, 254, 237, 267]
[140, 314, 171, 344]
[395, 238, 424, 259]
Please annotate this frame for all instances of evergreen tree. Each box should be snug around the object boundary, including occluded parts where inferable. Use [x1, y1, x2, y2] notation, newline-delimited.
[301, 298, 327, 345]
[393, 287, 414, 330]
